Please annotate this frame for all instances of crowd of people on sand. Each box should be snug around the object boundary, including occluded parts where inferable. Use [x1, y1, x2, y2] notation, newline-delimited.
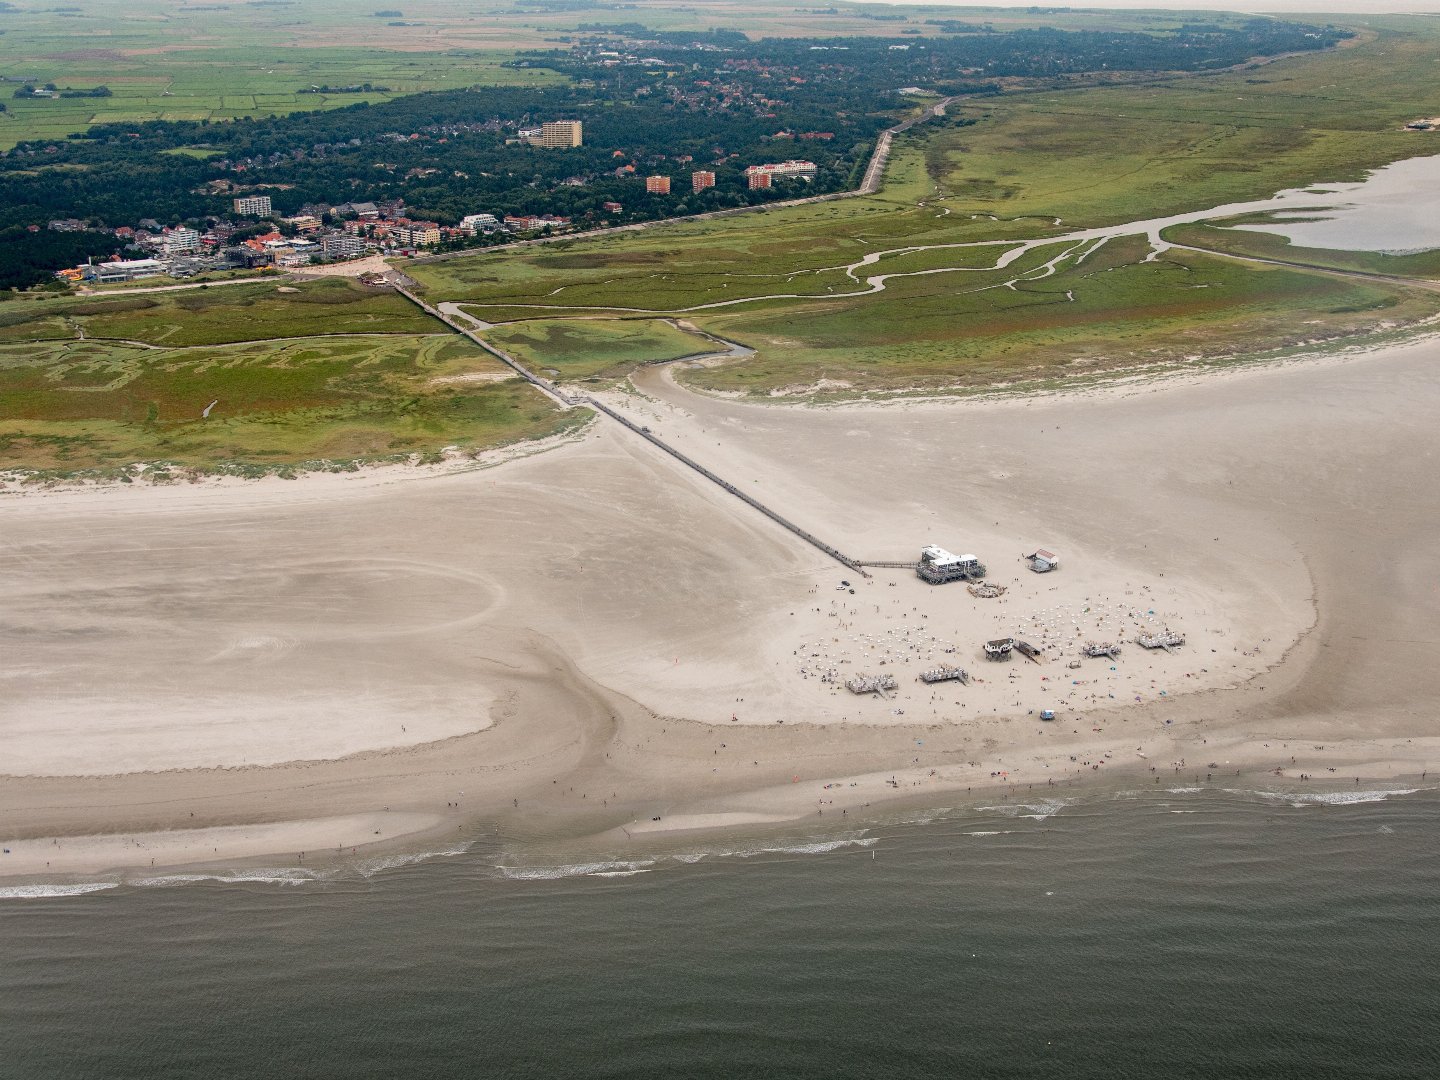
[786, 579, 1260, 721]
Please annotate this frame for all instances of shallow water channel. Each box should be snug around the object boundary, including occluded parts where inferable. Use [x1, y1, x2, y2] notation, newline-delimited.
[1227, 152, 1440, 253]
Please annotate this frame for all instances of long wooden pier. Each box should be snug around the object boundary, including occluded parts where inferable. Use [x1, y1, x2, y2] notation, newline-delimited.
[396, 284, 868, 575]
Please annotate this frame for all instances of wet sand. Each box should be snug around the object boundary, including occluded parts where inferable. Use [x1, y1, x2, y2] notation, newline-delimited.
[3, 336, 1439, 880]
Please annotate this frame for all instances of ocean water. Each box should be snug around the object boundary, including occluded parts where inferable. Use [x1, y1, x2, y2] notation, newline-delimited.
[2, 789, 1438, 1079]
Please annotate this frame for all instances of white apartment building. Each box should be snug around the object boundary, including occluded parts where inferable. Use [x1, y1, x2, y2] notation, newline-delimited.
[233, 195, 273, 217]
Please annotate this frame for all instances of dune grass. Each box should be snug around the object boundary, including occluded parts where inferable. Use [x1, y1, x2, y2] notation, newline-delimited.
[477, 318, 710, 382]
[681, 245, 1439, 396]
[0, 279, 440, 347]
[0, 304, 579, 475]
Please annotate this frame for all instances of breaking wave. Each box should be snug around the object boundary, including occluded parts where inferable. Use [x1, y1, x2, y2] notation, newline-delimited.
[496, 835, 878, 880]
[356, 843, 474, 878]
[132, 867, 327, 887]
[496, 859, 658, 881]
[976, 798, 1068, 821]
[0, 882, 120, 900]
[588, 869, 654, 878]
[1240, 788, 1420, 807]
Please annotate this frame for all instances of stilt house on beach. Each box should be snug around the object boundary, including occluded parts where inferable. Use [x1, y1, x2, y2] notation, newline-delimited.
[1026, 549, 1060, 573]
[917, 545, 986, 584]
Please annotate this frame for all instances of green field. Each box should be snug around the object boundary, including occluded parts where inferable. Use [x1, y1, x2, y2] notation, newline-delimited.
[402, 15, 1440, 399]
[684, 243, 1440, 396]
[0, 278, 439, 346]
[477, 318, 711, 382]
[0, 0, 564, 147]
[0, 281, 581, 476]
[925, 28, 1440, 230]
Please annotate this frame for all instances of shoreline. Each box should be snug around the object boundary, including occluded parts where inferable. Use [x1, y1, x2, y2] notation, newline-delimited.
[3, 758, 1432, 892]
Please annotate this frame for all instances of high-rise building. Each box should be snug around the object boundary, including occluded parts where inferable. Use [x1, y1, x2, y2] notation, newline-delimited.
[745, 161, 818, 189]
[162, 226, 202, 254]
[388, 221, 441, 247]
[233, 195, 273, 217]
[646, 175, 671, 195]
[320, 234, 365, 260]
[691, 170, 716, 193]
[539, 120, 583, 148]
[461, 213, 502, 232]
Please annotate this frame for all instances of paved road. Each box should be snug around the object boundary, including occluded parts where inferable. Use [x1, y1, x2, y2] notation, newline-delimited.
[74, 273, 287, 298]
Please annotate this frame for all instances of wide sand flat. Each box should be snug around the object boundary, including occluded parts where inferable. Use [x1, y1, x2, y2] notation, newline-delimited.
[3, 337, 1438, 878]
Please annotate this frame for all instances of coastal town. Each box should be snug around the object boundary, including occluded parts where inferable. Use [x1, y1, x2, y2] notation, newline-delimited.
[43, 112, 822, 285]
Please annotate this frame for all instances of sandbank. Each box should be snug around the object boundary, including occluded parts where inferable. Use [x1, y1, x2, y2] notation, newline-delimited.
[3, 330, 1439, 885]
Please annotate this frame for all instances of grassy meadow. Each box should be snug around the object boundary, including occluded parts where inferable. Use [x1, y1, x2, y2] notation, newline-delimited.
[926, 25, 1440, 229]
[0, 281, 580, 475]
[683, 245, 1440, 396]
[0, 0, 562, 147]
[0, 278, 438, 346]
[477, 318, 710, 382]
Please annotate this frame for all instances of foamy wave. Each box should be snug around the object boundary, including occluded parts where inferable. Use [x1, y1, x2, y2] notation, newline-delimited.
[496, 859, 657, 881]
[1244, 788, 1419, 807]
[733, 837, 877, 857]
[356, 843, 473, 878]
[0, 882, 120, 900]
[589, 869, 654, 878]
[964, 831, 1016, 837]
[132, 867, 327, 887]
[977, 799, 1067, 821]
[1166, 787, 1203, 794]
[896, 808, 955, 827]
[506, 835, 879, 878]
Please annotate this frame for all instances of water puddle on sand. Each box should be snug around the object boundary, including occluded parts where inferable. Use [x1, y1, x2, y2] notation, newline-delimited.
[1230, 153, 1440, 253]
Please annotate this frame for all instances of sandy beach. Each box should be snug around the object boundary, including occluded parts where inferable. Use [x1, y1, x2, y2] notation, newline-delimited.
[4, 334, 1439, 883]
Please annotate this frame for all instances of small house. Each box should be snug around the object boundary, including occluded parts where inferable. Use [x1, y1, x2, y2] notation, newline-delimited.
[984, 637, 1014, 661]
[1026, 549, 1060, 573]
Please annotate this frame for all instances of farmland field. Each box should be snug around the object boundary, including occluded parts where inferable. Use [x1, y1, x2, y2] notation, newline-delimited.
[0, 0, 566, 147]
